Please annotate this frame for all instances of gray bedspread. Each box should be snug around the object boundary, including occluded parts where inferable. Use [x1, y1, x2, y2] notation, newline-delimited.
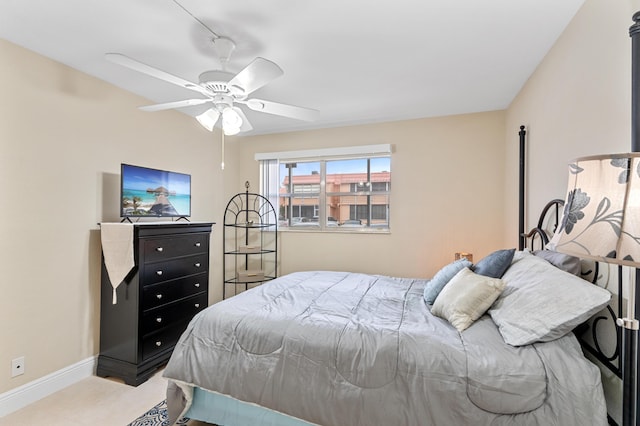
[164, 271, 607, 425]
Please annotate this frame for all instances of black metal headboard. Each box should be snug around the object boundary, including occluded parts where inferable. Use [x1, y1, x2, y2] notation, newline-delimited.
[521, 198, 564, 250]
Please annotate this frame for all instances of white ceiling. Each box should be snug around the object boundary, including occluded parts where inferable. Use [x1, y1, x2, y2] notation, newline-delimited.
[0, 0, 585, 136]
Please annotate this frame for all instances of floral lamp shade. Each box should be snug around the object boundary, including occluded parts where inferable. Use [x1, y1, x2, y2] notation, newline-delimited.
[548, 153, 640, 267]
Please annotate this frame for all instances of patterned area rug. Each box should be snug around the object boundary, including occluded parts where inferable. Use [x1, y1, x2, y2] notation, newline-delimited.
[127, 400, 191, 426]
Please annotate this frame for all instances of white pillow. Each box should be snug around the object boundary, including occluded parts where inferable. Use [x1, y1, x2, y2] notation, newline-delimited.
[432, 267, 505, 332]
[488, 251, 611, 346]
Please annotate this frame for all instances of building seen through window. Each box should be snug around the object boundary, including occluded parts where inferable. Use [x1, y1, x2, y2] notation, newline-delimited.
[275, 156, 391, 230]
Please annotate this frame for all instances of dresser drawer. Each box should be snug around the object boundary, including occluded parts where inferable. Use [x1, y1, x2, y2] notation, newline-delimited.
[142, 233, 209, 262]
[141, 321, 190, 361]
[142, 254, 208, 285]
[142, 273, 207, 310]
[142, 292, 208, 335]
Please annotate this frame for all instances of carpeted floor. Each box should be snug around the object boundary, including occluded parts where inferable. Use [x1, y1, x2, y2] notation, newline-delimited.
[127, 400, 191, 426]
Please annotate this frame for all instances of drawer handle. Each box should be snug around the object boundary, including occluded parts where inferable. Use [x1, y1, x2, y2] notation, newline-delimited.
[155, 341, 162, 347]
[195, 303, 200, 308]
[156, 294, 163, 300]
[156, 270, 163, 276]
[194, 283, 200, 288]
[156, 317, 162, 323]
[195, 242, 201, 247]
[194, 262, 201, 268]
[156, 247, 164, 252]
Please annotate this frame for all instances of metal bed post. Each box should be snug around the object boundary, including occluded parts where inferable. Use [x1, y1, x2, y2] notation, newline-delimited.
[635, 268, 640, 426]
[631, 12, 640, 153]
[622, 312, 639, 426]
[623, 267, 640, 426]
[518, 125, 526, 251]
[623, 11, 640, 426]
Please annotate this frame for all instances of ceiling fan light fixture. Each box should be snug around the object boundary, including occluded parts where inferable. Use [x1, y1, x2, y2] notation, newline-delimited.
[196, 108, 220, 132]
[223, 125, 241, 136]
[222, 106, 243, 132]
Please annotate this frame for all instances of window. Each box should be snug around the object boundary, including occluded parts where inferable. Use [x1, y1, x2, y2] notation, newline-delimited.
[350, 181, 390, 193]
[293, 183, 320, 193]
[257, 145, 391, 232]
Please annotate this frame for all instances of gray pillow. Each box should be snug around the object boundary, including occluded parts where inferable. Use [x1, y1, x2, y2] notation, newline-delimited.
[423, 258, 473, 304]
[472, 249, 515, 278]
[532, 249, 581, 276]
[488, 251, 611, 346]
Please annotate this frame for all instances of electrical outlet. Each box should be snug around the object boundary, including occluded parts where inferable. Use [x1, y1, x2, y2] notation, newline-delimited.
[11, 356, 24, 377]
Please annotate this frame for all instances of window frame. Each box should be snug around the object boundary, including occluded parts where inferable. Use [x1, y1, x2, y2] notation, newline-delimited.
[257, 145, 392, 233]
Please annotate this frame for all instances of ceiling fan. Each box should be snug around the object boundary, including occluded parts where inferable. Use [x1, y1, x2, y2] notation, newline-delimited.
[105, 36, 319, 135]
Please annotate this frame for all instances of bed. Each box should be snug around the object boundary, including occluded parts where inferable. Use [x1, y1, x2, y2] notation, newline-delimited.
[163, 239, 613, 425]
[161, 13, 640, 422]
[160, 99, 624, 426]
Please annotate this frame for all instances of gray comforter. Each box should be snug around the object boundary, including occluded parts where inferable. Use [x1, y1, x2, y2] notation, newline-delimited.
[164, 271, 607, 425]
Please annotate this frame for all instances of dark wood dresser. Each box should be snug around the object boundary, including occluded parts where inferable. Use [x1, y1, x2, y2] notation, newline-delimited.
[97, 222, 214, 385]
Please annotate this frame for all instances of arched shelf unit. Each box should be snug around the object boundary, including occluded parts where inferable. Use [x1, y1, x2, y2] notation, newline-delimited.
[223, 182, 277, 299]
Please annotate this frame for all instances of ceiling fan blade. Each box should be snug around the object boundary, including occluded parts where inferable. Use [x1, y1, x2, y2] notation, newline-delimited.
[139, 98, 211, 112]
[244, 98, 320, 122]
[227, 57, 284, 96]
[105, 53, 211, 97]
[233, 107, 253, 133]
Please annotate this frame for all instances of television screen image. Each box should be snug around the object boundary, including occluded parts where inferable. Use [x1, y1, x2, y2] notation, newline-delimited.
[121, 164, 191, 218]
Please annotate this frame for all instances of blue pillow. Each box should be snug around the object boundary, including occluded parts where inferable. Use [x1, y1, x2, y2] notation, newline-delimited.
[423, 258, 473, 304]
[472, 249, 515, 278]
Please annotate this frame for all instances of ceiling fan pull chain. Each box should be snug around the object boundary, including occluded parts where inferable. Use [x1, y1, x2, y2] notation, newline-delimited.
[221, 131, 225, 171]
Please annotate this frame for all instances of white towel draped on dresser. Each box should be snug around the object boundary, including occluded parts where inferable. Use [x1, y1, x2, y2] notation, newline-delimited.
[100, 223, 134, 304]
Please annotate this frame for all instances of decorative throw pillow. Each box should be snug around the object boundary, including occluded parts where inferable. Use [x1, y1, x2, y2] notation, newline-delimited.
[472, 248, 516, 278]
[532, 249, 581, 276]
[423, 258, 473, 304]
[488, 251, 611, 346]
[431, 267, 506, 332]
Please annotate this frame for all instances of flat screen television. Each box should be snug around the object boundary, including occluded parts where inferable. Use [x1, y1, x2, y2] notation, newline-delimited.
[120, 163, 191, 218]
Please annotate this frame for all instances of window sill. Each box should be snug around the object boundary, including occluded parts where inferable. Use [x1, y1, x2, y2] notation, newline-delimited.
[277, 227, 390, 235]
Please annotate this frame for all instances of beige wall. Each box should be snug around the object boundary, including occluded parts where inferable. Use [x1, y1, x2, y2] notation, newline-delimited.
[505, 0, 640, 244]
[236, 111, 507, 279]
[0, 39, 234, 394]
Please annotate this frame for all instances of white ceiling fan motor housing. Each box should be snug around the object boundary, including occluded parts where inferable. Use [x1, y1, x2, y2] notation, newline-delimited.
[198, 70, 235, 92]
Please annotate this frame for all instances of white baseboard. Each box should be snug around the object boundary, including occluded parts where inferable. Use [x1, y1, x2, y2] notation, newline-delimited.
[0, 356, 96, 418]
